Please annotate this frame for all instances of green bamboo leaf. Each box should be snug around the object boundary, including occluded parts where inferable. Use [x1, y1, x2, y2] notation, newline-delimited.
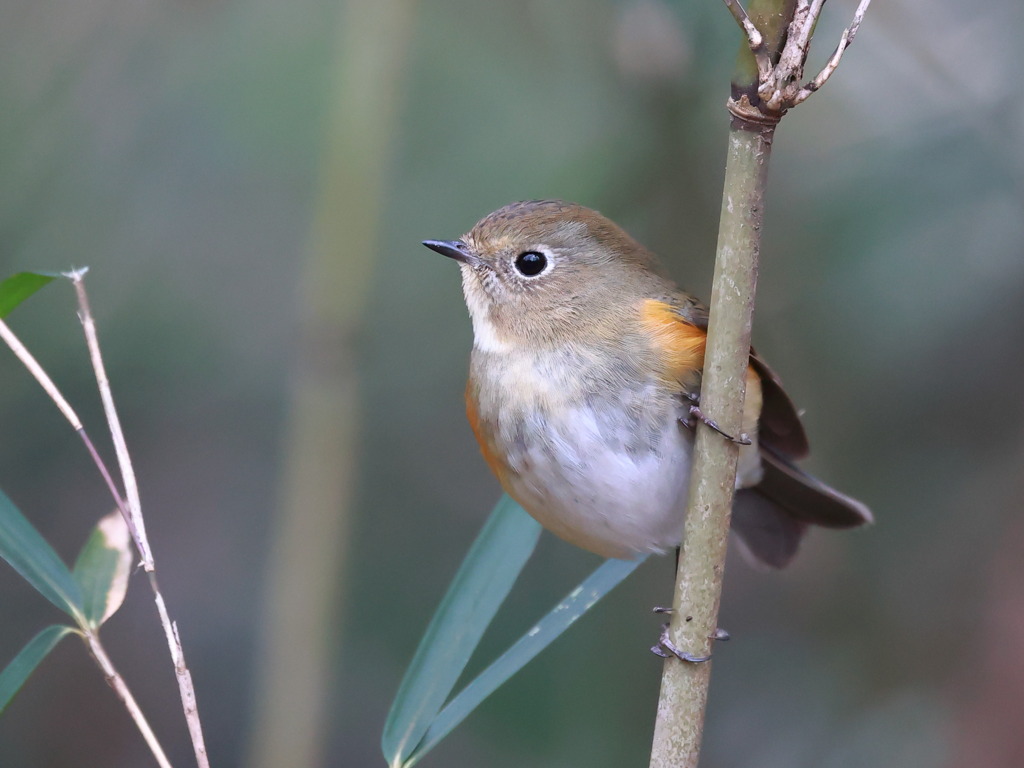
[404, 554, 648, 767]
[381, 496, 541, 768]
[0, 272, 60, 319]
[0, 488, 85, 623]
[0, 625, 78, 714]
[73, 511, 133, 629]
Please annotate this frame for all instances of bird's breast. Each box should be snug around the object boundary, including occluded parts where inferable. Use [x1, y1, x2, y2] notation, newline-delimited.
[467, 346, 692, 558]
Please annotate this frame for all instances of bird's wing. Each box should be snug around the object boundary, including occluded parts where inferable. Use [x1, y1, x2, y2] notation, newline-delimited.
[649, 295, 871, 568]
[660, 294, 810, 460]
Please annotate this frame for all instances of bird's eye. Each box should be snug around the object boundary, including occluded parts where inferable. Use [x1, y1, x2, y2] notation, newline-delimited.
[514, 251, 548, 277]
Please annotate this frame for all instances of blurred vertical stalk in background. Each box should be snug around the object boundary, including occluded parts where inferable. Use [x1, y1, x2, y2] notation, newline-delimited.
[244, 2, 417, 767]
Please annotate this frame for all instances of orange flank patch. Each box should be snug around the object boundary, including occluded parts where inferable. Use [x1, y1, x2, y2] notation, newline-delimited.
[640, 299, 763, 429]
[465, 381, 511, 488]
[639, 299, 707, 386]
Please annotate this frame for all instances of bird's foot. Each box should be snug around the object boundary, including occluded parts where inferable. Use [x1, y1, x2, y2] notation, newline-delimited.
[650, 623, 712, 663]
[650, 608, 730, 657]
[679, 392, 752, 445]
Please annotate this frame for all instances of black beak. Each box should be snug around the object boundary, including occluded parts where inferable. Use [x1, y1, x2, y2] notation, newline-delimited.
[423, 239, 478, 266]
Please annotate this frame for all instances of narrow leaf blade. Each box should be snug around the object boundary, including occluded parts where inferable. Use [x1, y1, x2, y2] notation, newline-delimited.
[0, 488, 84, 621]
[405, 555, 647, 766]
[381, 496, 541, 767]
[73, 511, 133, 628]
[0, 625, 77, 714]
[0, 272, 59, 319]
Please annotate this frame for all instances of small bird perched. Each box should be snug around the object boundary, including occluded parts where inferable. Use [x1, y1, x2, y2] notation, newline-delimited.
[424, 200, 871, 568]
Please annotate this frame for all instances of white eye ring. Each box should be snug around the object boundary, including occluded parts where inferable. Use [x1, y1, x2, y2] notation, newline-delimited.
[512, 248, 553, 278]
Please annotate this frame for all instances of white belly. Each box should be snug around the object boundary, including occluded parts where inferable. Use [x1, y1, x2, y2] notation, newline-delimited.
[501, 404, 693, 559]
[468, 344, 762, 559]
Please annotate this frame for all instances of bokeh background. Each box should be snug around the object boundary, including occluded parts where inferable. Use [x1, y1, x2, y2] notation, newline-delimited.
[1, 0, 1022, 766]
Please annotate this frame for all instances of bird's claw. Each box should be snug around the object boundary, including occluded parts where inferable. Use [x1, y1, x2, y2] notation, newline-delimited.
[650, 623, 712, 663]
[679, 392, 752, 445]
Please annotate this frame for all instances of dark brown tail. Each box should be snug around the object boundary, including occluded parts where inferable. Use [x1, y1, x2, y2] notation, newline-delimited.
[731, 448, 873, 568]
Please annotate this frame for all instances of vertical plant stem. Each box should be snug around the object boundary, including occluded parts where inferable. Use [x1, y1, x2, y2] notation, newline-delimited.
[649, 0, 872, 761]
[0, 315, 143, 560]
[648, 119, 775, 768]
[243, 2, 416, 767]
[649, 8, 788, 765]
[3, 290, 210, 766]
[151, 584, 207, 766]
[69, 270, 152, 570]
[84, 631, 175, 768]
[69, 272, 211, 768]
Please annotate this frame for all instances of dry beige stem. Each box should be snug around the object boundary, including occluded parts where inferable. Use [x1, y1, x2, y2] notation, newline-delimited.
[0, 318, 82, 429]
[722, 0, 773, 83]
[727, 0, 874, 117]
[67, 270, 211, 768]
[85, 631, 174, 768]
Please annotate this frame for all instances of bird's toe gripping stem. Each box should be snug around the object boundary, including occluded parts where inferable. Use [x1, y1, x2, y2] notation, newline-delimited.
[650, 608, 730, 662]
[650, 624, 712, 663]
[679, 392, 752, 446]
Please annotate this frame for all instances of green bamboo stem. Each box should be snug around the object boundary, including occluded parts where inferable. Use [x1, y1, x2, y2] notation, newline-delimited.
[651, 3, 827, 765]
[648, 0, 854, 764]
[648, 117, 774, 768]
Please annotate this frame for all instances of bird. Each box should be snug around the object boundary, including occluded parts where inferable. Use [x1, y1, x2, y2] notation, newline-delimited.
[424, 200, 871, 568]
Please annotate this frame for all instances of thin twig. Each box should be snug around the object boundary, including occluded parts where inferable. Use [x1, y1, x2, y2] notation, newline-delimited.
[784, 0, 828, 76]
[761, 0, 822, 110]
[3, 276, 211, 765]
[793, 0, 873, 104]
[0, 318, 82, 429]
[66, 269, 153, 570]
[84, 631, 175, 768]
[78, 429, 132, 521]
[152, 587, 207, 765]
[66, 271, 211, 768]
[729, 0, 871, 115]
[721, 0, 773, 83]
[1, 303, 151, 581]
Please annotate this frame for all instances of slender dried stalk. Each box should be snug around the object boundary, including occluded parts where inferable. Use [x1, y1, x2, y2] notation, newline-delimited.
[84, 630, 174, 768]
[793, 0, 873, 104]
[67, 270, 153, 570]
[0, 322, 175, 766]
[728, 0, 873, 119]
[2, 275, 211, 767]
[0, 315, 149, 559]
[722, 0, 772, 83]
[0, 318, 82, 428]
[67, 271, 211, 768]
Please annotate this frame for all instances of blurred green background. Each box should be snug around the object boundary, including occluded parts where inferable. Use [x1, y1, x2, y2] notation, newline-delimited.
[2, 0, 1022, 766]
